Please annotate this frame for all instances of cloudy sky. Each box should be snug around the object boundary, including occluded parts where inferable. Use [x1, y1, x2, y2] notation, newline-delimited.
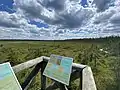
[0, 0, 120, 40]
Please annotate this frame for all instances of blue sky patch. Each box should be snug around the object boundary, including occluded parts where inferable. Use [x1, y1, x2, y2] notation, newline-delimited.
[0, 0, 15, 13]
[80, 0, 88, 7]
[29, 20, 49, 28]
[0, 4, 15, 13]
[0, 0, 14, 9]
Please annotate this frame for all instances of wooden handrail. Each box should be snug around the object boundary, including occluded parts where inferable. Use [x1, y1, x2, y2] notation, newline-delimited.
[13, 57, 43, 73]
[13, 56, 87, 73]
[42, 56, 87, 69]
[12, 56, 97, 90]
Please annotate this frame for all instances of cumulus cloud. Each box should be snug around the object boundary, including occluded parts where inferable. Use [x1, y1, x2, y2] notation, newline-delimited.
[93, 8, 115, 24]
[93, 0, 110, 11]
[14, 0, 43, 18]
[14, 0, 93, 29]
[0, 11, 30, 28]
[110, 13, 120, 24]
[0, 11, 52, 39]
[0, 0, 120, 40]
[41, 0, 66, 11]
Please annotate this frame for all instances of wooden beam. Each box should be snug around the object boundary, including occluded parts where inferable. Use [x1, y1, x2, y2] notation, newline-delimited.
[82, 66, 97, 90]
[12, 56, 86, 73]
[13, 57, 43, 73]
[41, 61, 47, 90]
[21, 62, 42, 90]
[42, 56, 87, 70]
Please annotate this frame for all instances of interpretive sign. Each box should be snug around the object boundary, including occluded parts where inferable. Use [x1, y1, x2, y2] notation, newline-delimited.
[43, 54, 73, 85]
[0, 62, 22, 90]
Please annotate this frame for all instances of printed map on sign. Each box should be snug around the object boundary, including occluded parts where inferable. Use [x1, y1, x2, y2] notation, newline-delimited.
[43, 54, 73, 85]
[0, 62, 22, 90]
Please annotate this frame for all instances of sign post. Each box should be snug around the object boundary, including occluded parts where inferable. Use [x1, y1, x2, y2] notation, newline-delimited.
[43, 54, 73, 85]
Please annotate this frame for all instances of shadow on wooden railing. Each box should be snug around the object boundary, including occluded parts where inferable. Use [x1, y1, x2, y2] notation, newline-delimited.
[12, 56, 97, 90]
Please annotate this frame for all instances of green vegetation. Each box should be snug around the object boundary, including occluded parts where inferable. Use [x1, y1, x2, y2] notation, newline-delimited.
[0, 36, 120, 90]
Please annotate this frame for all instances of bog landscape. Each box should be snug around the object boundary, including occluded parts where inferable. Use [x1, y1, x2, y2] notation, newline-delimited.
[0, 36, 120, 90]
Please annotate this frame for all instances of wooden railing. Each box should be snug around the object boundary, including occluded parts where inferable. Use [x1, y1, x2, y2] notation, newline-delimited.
[12, 56, 97, 90]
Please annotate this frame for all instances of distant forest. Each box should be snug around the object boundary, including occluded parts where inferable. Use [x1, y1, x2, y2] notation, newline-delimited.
[0, 35, 120, 41]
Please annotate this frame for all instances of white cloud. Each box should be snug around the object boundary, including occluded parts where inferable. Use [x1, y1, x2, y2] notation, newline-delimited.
[14, 0, 43, 18]
[0, 11, 53, 39]
[110, 12, 120, 24]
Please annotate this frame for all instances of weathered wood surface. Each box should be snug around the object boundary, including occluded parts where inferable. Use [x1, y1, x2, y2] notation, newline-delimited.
[13, 57, 43, 73]
[82, 66, 97, 90]
[41, 61, 47, 90]
[21, 63, 42, 90]
[11, 56, 97, 90]
[42, 56, 87, 69]
[12, 56, 86, 73]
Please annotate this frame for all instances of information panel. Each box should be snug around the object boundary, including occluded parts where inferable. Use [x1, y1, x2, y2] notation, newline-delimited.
[43, 54, 73, 85]
[0, 62, 22, 90]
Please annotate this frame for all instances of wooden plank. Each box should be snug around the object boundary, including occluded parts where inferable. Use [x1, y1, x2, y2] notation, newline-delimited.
[82, 66, 97, 90]
[79, 70, 82, 90]
[42, 56, 87, 70]
[41, 61, 47, 90]
[12, 56, 86, 73]
[21, 62, 42, 90]
[13, 57, 43, 73]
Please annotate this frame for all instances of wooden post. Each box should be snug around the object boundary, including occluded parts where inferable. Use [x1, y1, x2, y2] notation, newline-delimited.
[41, 62, 47, 90]
[13, 57, 43, 73]
[21, 62, 42, 90]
